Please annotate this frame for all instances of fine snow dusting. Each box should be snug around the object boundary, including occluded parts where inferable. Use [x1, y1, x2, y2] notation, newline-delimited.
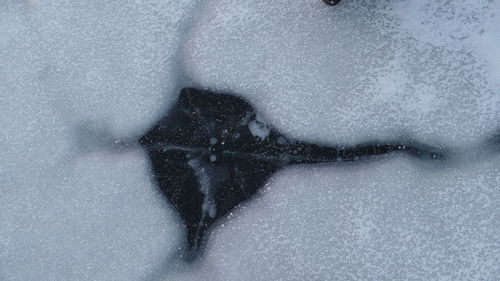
[2, 0, 499, 280]
[1, 152, 182, 281]
[183, 0, 500, 147]
[178, 156, 500, 281]
[1, 1, 196, 280]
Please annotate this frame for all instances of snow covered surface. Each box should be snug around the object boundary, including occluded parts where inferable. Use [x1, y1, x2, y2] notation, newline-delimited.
[1, 152, 182, 281]
[183, 0, 500, 147]
[175, 156, 500, 281]
[1, 0, 196, 138]
[1, 1, 193, 280]
[1, 0, 499, 280]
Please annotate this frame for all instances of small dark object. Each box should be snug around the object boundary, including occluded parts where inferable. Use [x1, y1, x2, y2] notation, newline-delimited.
[323, 0, 342, 6]
[139, 88, 444, 260]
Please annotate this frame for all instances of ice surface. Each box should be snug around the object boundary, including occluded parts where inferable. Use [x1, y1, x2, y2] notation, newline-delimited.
[2, 0, 499, 280]
[0, 1, 196, 280]
[1, 0, 197, 138]
[0, 152, 181, 281]
[175, 156, 500, 281]
[183, 0, 500, 147]
[179, 8, 500, 279]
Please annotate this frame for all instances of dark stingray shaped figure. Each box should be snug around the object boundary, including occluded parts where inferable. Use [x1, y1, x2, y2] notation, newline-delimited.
[139, 88, 445, 260]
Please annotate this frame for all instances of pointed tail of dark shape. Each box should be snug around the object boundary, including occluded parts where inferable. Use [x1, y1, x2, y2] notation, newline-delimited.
[283, 140, 446, 165]
[137, 86, 448, 264]
[181, 223, 210, 262]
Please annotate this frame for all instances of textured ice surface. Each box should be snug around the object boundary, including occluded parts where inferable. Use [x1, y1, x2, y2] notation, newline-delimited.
[0, 1, 195, 280]
[175, 156, 500, 281]
[0, 152, 181, 281]
[139, 87, 447, 257]
[183, 0, 500, 147]
[1, 0, 196, 138]
[2, 0, 499, 280]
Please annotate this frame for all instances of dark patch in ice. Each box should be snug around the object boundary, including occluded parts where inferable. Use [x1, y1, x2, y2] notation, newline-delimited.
[323, 0, 342, 6]
[487, 132, 500, 146]
[139, 88, 445, 261]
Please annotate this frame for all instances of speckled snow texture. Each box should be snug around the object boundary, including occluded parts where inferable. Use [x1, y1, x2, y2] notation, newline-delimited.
[1, 0, 195, 138]
[183, 0, 500, 147]
[2, 0, 500, 280]
[0, 152, 182, 281]
[0, 1, 196, 280]
[176, 157, 500, 281]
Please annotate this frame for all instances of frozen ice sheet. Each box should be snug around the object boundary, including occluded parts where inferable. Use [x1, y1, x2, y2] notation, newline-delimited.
[0, 1, 196, 280]
[0, 152, 182, 281]
[183, 0, 500, 147]
[1, 0, 499, 280]
[175, 156, 500, 281]
[1, 0, 197, 139]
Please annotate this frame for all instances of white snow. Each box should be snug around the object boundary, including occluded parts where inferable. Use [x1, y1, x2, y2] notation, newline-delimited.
[1, 0, 197, 139]
[175, 156, 500, 281]
[248, 120, 271, 140]
[0, 1, 196, 280]
[183, 0, 500, 147]
[174, 1, 500, 280]
[2, 0, 499, 280]
[0, 152, 182, 281]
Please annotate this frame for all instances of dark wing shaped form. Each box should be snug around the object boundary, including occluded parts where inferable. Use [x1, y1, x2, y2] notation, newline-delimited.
[140, 88, 445, 259]
[140, 88, 283, 256]
[143, 149, 279, 254]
